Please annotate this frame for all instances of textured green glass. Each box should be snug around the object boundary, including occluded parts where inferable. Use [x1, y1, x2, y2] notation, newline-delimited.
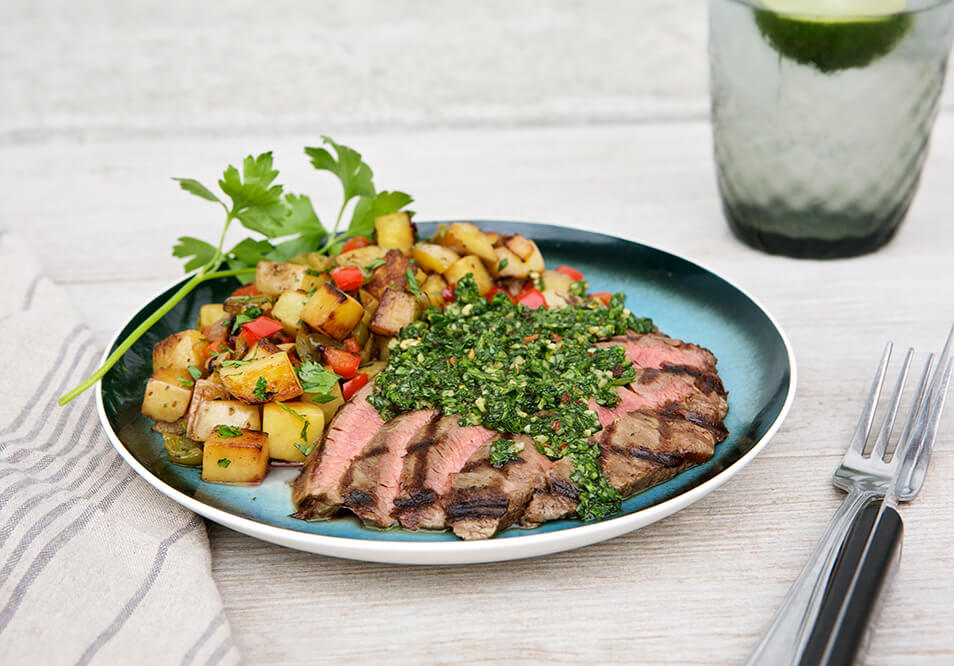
[709, 0, 954, 258]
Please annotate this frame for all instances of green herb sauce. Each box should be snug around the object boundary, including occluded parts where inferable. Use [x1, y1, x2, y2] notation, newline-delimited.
[369, 275, 653, 521]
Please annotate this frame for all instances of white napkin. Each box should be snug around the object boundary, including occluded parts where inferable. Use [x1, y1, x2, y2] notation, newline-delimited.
[0, 232, 239, 666]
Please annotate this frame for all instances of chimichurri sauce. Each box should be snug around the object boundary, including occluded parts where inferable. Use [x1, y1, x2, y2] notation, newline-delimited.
[369, 275, 653, 521]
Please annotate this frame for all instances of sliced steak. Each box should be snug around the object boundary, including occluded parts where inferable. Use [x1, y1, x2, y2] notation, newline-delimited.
[340, 409, 438, 527]
[630, 365, 729, 441]
[588, 386, 651, 428]
[393, 415, 496, 530]
[292, 382, 384, 519]
[443, 436, 551, 540]
[519, 457, 578, 527]
[597, 332, 717, 372]
[598, 408, 716, 496]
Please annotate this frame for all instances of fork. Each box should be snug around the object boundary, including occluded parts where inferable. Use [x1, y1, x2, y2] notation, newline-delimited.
[745, 323, 954, 666]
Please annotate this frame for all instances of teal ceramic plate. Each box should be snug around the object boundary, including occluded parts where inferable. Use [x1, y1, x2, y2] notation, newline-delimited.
[98, 221, 796, 564]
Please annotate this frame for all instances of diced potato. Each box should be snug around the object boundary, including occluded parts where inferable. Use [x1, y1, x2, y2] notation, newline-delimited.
[185, 377, 229, 440]
[220, 351, 303, 404]
[199, 304, 227, 330]
[262, 402, 326, 462]
[271, 290, 309, 335]
[490, 246, 531, 279]
[359, 361, 387, 381]
[292, 252, 335, 272]
[300, 271, 330, 293]
[242, 339, 281, 361]
[302, 381, 344, 425]
[502, 235, 545, 272]
[541, 269, 574, 294]
[541, 290, 570, 309]
[201, 428, 269, 483]
[254, 261, 308, 297]
[366, 250, 410, 300]
[152, 330, 206, 376]
[420, 273, 448, 308]
[301, 283, 365, 340]
[370, 290, 417, 336]
[334, 244, 388, 268]
[141, 371, 193, 422]
[443, 255, 493, 295]
[375, 212, 415, 251]
[439, 222, 496, 263]
[189, 399, 261, 442]
[415, 268, 427, 284]
[411, 243, 460, 274]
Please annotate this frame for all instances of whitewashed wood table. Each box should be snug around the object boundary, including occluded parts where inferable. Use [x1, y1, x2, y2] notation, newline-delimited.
[5, 2, 954, 663]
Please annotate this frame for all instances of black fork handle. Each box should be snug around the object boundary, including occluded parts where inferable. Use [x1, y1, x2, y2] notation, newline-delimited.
[798, 499, 904, 666]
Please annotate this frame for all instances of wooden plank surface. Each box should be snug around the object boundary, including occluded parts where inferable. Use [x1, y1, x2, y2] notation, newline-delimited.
[3, 118, 953, 664]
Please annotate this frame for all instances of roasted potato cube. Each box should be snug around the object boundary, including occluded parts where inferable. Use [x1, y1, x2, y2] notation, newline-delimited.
[271, 290, 309, 335]
[189, 399, 261, 442]
[199, 304, 227, 330]
[541, 269, 574, 294]
[262, 401, 326, 462]
[411, 243, 460, 274]
[301, 283, 365, 340]
[490, 247, 531, 279]
[152, 330, 205, 376]
[292, 252, 335, 272]
[502, 234, 535, 261]
[220, 351, 303, 404]
[302, 381, 344, 425]
[141, 371, 193, 422]
[201, 428, 269, 483]
[374, 212, 415, 251]
[242, 339, 281, 362]
[541, 290, 570, 309]
[370, 290, 417, 336]
[366, 249, 410, 300]
[254, 261, 307, 297]
[334, 244, 388, 268]
[439, 222, 496, 263]
[420, 273, 448, 308]
[443, 255, 493, 295]
[185, 377, 229, 440]
[300, 271, 330, 293]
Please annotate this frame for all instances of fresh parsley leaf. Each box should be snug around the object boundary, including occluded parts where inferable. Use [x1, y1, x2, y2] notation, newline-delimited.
[489, 438, 524, 468]
[216, 425, 243, 438]
[253, 376, 269, 401]
[497, 258, 509, 272]
[187, 365, 202, 381]
[172, 236, 217, 272]
[172, 178, 225, 206]
[282, 193, 325, 236]
[348, 190, 414, 239]
[276, 403, 311, 444]
[405, 268, 421, 296]
[367, 258, 386, 271]
[296, 362, 340, 395]
[217, 457, 232, 468]
[305, 137, 375, 204]
[176, 376, 194, 388]
[311, 393, 337, 404]
[294, 442, 316, 456]
[268, 232, 326, 263]
[231, 305, 263, 333]
[230, 237, 276, 267]
[221, 359, 249, 367]
[219, 153, 289, 237]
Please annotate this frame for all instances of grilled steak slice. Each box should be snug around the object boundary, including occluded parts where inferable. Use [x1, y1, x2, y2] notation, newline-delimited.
[340, 409, 438, 527]
[598, 408, 715, 496]
[443, 436, 550, 540]
[588, 386, 651, 428]
[630, 365, 729, 440]
[597, 332, 717, 372]
[292, 383, 384, 519]
[519, 457, 577, 527]
[394, 415, 496, 530]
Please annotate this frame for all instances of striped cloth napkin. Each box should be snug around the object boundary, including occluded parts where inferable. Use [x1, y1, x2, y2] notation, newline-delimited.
[0, 232, 239, 665]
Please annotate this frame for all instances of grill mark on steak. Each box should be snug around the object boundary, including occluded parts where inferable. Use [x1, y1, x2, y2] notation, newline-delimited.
[602, 443, 683, 467]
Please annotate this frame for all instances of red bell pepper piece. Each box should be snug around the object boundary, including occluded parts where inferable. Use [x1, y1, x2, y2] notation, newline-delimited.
[555, 265, 584, 282]
[231, 284, 260, 298]
[441, 284, 456, 303]
[517, 288, 547, 310]
[485, 286, 515, 304]
[240, 316, 283, 347]
[343, 337, 362, 353]
[330, 265, 364, 292]
[341, 236, 372, 253]
[203, 341, 231, 359]
[323, 347, 362, 379]
[341, 372, 369, 401]
[591, 292, 612, 307]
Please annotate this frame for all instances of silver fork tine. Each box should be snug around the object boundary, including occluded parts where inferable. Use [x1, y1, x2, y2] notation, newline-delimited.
[869, 347, 914, 461]
[899, 354, 954, 497]
[849, 342, 893, 454]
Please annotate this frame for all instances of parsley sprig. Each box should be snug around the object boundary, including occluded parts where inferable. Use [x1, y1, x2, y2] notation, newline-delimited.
[59, 137, 412, 406]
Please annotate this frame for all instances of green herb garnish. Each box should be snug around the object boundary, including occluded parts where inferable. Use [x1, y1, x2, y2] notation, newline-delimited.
[232, 305, 263, 334]
[187, 365, 202, 381]
[176, 376, 194, 388]
[216, 425, 243, 438]
[367, 258, 387, 271]
[369, 275, 653, 521]
[405, 268, 421, 297]
[497, 258, 509, 272]
[253, 376, 269, 401]
[297, 362, 341, 396]
[59, 136, 413, 406]
[217, 458, 232, 468]
[221, 359, 249, 367]
[489, 438, 523, 467]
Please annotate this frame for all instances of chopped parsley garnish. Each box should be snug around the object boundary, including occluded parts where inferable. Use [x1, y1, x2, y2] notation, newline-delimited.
[489, 438, 523, 467]
[497, 258, 509, 272]
[296, 362, 340, 396]
[217, 458, 232, 468]
[216, 425, 243, 438]
[221, 359, 249, 367]
[176, 376, 194, 387]
[294, 442, 316, 456]
[187, 365, 202, 380]
[405, 268, 421, 296]
[276, 402, 311, 444]
[369, 274, 653, 521]
[367, 257, 387, 271]
[232, 305, 263, 333]
[253, 376, 269, 401]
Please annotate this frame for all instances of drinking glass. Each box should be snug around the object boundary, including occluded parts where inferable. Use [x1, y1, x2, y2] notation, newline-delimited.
[709, 0, 954, 258]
